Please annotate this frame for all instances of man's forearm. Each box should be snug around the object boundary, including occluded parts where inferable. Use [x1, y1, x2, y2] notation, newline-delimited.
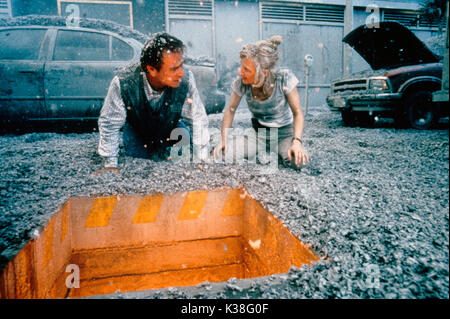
[97, 76, 126, 168]
[103, 156, 118, 168]
[193, 143, 209, 161]
[98, 119, 123, 167]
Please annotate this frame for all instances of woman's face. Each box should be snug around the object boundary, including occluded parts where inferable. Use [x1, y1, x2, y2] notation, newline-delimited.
[238, 58, 257, 85]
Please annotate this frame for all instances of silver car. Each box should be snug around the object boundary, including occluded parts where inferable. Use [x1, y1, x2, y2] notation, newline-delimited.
[0, 21, 225, 130]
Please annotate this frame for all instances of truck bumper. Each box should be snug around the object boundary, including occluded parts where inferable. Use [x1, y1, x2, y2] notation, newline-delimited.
[432, 90, 449, 103]
[326, 93, 402, 112]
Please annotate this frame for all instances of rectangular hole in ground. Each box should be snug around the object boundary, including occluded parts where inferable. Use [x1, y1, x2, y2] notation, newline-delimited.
[0, 188, 319, 299]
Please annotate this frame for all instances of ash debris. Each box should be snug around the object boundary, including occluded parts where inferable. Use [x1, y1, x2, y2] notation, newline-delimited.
[0, 108, 448, 299]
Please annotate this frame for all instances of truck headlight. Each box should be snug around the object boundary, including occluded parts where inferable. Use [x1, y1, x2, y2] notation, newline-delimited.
[369, 78, 389, 91]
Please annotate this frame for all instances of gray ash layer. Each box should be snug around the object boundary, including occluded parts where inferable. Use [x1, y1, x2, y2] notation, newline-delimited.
[0, 109, 448, 299]
[0, 15, 150, 43]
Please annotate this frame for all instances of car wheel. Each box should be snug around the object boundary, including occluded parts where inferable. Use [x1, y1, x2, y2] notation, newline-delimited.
[341, 110, 356, 127]
[406, 90, 438, 130]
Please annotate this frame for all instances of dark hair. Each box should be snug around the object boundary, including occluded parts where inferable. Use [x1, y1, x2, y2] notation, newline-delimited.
[140, 32, 185, 71]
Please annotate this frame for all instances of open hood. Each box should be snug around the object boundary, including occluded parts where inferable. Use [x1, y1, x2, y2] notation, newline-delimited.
[343, 22, 440, 70]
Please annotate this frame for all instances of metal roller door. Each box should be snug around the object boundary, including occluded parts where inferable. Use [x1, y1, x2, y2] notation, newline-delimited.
[260, 2, 345, 107]
[166, 0, 215, 59]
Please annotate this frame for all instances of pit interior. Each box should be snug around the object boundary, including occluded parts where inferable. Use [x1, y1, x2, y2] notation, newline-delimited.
[0, 188, 319, 298]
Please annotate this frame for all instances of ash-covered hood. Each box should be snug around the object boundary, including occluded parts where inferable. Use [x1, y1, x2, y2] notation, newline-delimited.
[343, 22, 440, 70]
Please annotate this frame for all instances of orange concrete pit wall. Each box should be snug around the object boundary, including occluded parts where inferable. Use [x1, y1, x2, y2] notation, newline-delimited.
[0, 188, 319, 299]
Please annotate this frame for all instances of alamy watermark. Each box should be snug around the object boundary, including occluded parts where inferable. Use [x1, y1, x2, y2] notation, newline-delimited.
[366, 4, 381, 29]
[365, 264, 380, 289]
[320, 263, 381, 295]
[66, 264, 80, 289]
[65, 4, 80, 27]
[169, 126, 282, 175]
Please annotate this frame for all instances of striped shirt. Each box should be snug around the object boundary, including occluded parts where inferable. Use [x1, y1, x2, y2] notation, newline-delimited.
[98, 70, 210, 167]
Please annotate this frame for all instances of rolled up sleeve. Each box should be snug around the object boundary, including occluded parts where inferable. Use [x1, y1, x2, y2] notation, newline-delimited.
[282, 69, 299, 95]
[181, 71, 210, 160]
[231, 76, 245, 97]
[97, 76, 127, 167]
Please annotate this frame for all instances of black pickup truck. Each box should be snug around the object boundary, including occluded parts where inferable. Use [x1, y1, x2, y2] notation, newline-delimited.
[327, 22, 446, 129]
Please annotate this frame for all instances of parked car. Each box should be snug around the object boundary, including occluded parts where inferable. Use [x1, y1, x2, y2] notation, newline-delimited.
[0, 16, 226, 132]
[326, 22, 446, 129]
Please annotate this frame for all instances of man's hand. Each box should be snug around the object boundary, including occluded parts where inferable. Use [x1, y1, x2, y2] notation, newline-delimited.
[93, 167, 120, 176]
[287, 140, 310, 168]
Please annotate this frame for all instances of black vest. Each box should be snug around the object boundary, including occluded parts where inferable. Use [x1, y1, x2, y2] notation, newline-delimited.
[117, 63, 189, 150]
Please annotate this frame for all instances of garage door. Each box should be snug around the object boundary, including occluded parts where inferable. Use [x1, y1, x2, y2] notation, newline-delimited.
[167, 0, 215, 59]
[260, 2, 345, 87]
[0, 0, 11, 17]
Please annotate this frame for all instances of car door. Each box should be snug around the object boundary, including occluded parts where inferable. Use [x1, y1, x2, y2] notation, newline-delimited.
[44, 28, 135, 120]
[0, 28, 48, 122]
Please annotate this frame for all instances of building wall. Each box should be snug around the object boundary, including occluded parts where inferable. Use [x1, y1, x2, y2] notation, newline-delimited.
[0, 0, 12, 17]
[7, 0, 444, 107]
[166, 0, 215, 59]
[131, 0, 165, 35]
[11, 0, 56, 16]
[10, 0, 165, 35]
[214, 1, 259, 86]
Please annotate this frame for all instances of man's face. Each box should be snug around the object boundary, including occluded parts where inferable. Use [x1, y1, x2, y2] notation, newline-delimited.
[146, 50, 185, 89]
[238, 58, 257, 85]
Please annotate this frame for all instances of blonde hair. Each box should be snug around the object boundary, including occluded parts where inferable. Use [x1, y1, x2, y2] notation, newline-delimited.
[239, 35, 282, 94]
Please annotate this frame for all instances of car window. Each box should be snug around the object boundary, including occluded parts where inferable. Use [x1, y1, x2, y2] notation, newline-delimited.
[0, 29, 46, 60]
[53, 30, 109, 61]
[111, 37, 134, 61]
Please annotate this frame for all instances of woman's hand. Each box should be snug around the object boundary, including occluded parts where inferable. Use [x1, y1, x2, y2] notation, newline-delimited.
[211, 140, 226, 159]
[287, 140, 310, 167]
[211, 92, 242, 160]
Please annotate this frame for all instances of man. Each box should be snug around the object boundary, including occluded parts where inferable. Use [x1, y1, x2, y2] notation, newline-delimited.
[97, 32, 210, 173]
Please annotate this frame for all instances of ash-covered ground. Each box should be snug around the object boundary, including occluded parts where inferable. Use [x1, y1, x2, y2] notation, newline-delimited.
[0, 106, 448, 299]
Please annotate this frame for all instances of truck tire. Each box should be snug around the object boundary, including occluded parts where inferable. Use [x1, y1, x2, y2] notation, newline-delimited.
[406, 90, 438, 130]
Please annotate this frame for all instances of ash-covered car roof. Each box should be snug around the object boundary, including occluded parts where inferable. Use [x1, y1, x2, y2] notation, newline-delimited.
[0, 15, 215, 66]
[0, 15, 149, 43]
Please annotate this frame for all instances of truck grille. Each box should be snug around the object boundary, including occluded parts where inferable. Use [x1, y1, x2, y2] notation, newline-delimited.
[332, 79, 368, 93]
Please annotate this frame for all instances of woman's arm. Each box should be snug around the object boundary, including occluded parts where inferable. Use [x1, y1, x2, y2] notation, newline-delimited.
[286, 88, 310, 167]
[221, 92, 242, 144]
[213, 92, 242, 157]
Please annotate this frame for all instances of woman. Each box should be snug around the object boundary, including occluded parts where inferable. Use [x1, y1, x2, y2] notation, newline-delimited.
[212, 35, 310, 168]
